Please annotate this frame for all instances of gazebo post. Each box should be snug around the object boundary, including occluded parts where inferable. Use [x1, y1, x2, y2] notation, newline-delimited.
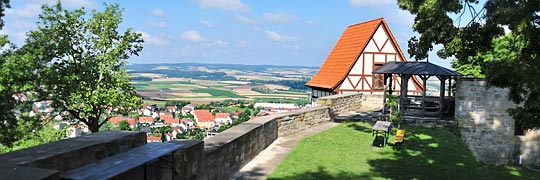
[448, 78, 452, 97]
[399, 74, 409, 117]
[438, 76, 446, 119]
[382, 73, 389, 114]
[420, 75, 430, 117]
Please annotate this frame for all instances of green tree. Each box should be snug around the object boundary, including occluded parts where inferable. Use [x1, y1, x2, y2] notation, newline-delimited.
[118, 120, 131, 131]
[21, 3, 143, 133]
[399, 0, 540, 129]
[1, 120, 67, 153]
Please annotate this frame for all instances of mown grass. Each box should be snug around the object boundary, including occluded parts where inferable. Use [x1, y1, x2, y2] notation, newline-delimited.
[268, 122, 540, 180]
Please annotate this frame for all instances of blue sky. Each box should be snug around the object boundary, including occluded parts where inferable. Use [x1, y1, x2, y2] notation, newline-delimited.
[2, 0, 453, 68]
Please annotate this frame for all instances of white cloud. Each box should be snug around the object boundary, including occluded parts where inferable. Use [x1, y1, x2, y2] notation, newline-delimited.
[146, 21, 168, 28]
[263, 12, 296, 23]
[137, 30, 170, 46]
[181, 30, 205, 42]
[236, 15, 257, 24]
[236, 40, 251, 48]
[284, 44, 301, 50]
[349, 0, 391, 7]
[306, 20, 316, 25]
[5, 3, 41, 19]
[200, 20, 214, 28]
[61, 0, 96, 9]
[150, 9, 165, 17]
[203, 40, 228, 47]
[194, 0, 249, 12]
[263, 30, 297, 42]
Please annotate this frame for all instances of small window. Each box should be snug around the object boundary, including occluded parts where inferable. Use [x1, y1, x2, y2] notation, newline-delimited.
[373, 64, 384, 90]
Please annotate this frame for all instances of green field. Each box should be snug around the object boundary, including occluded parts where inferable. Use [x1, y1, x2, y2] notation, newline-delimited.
[192, 88, 245, 98]
[268, 122, 540, 180]
[132, 81, 194, 90]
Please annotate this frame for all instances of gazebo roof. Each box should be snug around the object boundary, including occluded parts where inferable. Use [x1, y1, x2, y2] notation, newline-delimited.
[373, 61, 461, 76]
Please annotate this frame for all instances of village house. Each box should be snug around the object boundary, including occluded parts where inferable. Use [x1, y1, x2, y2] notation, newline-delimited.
[214, 112, 233, 125]
[305, 18, 423, 104]
[193, 110, 215, 129]
[138, 116, 154, 124]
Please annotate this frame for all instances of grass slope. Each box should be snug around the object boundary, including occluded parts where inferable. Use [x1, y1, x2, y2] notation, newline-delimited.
[268, 122, 539, 180]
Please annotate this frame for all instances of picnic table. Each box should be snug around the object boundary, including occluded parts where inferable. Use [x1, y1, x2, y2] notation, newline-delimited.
[372, 121, 391, 147]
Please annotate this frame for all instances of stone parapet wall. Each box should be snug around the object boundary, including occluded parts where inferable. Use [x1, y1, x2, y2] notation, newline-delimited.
[456, 79, 516, 165]
[317, 93, 382, 116]
[199, 106, 331, 179]
[518, 130, 540, 166]
[360, 94, 384, 112]
[274, 107, 331, 136]
[0, 92, 379, 179]
[0, 131, 147, 179]
[456, 79, 518, 165]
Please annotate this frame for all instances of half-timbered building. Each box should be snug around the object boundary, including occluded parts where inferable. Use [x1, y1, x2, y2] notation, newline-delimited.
[306, 18, 423, 103]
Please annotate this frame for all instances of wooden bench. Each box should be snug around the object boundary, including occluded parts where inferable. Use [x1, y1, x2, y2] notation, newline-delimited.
[60, 142, 184, 180]
[394, 129, 405, 146]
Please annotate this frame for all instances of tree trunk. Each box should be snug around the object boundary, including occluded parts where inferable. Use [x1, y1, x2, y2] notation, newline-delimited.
[88, 117, 100, 133]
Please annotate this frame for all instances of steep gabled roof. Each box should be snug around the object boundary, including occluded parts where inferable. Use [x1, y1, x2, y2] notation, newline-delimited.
[306, 18, 397, 90]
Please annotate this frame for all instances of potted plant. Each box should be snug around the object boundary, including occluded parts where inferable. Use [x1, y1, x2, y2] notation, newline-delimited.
[385, 90, 405, 141]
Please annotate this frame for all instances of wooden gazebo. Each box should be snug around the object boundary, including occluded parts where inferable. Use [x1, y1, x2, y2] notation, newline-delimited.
[373, 61, 461, 119]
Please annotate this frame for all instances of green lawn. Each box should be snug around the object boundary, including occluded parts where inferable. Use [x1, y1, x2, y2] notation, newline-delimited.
[268, 122, 540, 180]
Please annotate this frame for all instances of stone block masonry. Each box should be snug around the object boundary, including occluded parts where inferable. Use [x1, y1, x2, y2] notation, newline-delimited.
[455, 78, 540, 166]
[0, 93, 385, 179]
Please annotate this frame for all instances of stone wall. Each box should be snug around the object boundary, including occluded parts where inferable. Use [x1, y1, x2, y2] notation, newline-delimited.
[518, 130, 540, 166]
[199, 106, 331, 179]
[317, 93, 382, 116]
[0, 131, 147, 179]
[455, 78, 540, 166]
[0, 92, 377, 179]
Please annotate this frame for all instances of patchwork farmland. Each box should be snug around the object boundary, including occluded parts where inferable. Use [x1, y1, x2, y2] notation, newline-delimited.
[127, 63, 317, 105]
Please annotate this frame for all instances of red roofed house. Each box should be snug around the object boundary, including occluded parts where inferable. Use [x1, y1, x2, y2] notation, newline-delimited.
[160, 114, 179, 125]
[214, 113, 232, 125]
[194, 110, 215, 129]
[109, 116, 137, 128]
[138, 116, 154, 124]
[306, 18, 422, 104]
[166, 106, 177, 113]
[147, 135, 162, 143]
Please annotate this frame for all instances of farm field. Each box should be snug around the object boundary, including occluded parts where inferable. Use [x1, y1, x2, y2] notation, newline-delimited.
[128, 63, 316, 105]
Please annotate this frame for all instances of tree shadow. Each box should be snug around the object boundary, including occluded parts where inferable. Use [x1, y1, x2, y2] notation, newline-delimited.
[346, 123, 373, 134]
[363, 126, 526, 180]
[267, 166, 370, 180]
[270, 123, 532, 180]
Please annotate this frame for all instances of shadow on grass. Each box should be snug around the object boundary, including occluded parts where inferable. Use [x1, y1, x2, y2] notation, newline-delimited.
[267, 166, 371, 180]
[346, 123, 373, 134]
[270, 123, 535, 180]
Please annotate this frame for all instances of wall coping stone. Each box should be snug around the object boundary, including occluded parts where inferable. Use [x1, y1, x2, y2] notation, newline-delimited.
[318, 93, 362, 100]
[0, 164, 59, 180]
[203, 123, 262, 154]
[0, 131, 146, 169]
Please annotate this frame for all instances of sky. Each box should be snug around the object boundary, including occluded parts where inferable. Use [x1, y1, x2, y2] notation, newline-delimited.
[2, 0, 453, 68]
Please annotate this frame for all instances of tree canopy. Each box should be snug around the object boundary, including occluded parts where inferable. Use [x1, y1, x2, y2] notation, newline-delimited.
[20, 3, 144, 133]
[399, 0, 540, 129]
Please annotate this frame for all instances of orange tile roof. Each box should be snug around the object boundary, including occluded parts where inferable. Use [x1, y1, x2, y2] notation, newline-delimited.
[214, 113, 230, 119]
[139, 116, 154, 123]
[109, 116, 137, 125]
[194, 110, 215, 122]
[306, 18, 389, 90]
